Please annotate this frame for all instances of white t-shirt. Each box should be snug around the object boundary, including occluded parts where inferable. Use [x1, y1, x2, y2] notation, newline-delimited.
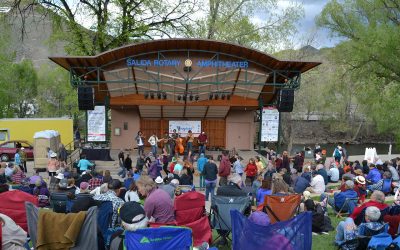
[148, 136, 158, 146]
[138, 137, 144, 146]
[125, 190, 140, 202]
[310, 174, 325, 194]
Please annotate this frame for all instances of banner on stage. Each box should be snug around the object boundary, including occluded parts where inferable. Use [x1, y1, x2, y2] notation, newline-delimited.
[169, 121, 201, 136]
[261, 107, 279, 142]
[87, 106, 106, 142]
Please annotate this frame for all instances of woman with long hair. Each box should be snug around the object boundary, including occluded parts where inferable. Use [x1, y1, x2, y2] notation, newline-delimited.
[125, 181, 140, 202]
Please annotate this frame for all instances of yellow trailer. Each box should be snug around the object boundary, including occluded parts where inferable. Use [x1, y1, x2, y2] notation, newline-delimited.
[0, 118, 74, 146]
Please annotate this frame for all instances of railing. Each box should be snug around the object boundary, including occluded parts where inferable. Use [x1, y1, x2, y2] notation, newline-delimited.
[64, 139, 82, 169]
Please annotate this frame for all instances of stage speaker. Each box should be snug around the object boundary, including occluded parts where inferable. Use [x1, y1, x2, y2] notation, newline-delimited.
[277, 89, 294, 112]
[78, 86, 94, 110]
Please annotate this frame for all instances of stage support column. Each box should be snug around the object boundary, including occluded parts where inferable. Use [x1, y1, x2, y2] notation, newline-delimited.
[258, 98, 264, 152]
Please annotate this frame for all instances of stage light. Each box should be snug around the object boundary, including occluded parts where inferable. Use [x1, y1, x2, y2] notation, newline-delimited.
[195, 95, 199, 101]
[162, 92, 167, 99]
[209, 93, 213, 100]
[183, 95, 187, 101]
[178, 95, 182, 101]
[144, 92, 149, 99]
[227, 94, 231, 100]
[215, 93, 219, 100]
[157, 92, 162, 99]
[221, 94, 225, 100]
[150, 92, 154, 99]
[189, 94, 193, 101]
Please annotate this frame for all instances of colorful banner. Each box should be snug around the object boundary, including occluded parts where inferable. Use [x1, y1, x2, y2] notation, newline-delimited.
[261, 107, 279, 142]
[87, 106, 106, 141]
[169, 120, 201, 136]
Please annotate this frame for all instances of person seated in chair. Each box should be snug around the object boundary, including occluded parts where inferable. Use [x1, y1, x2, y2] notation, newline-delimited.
[215, 174, 250, 246]
[368, 171, 392, 193]
[366, 164, 382, 185]
[335, 206, 387, 246]
[109, 201, 148, 250]
[350, 190, 388, 224]
[216, 174, 247, 197]
[136, 175, 174, 224]
[320, 180, 358, 213]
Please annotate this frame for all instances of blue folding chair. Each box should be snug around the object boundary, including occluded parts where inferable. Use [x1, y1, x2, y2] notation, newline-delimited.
[231, 210, 312, 250]
[125, 227, 192, 250]
[382, 179, 392, 194]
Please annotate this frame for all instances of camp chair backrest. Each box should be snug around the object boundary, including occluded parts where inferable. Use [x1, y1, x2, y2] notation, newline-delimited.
[211, 195, 250, 231]
[0, 190, 39, 232]
[359, 223, 388, 237]
[354, 207, 389, 225]
[174, 191, 205, 224]
[382, 179, 392, 194]
[50, 192, 68, 213]
[263, 194, 301, 224]
[230, 210, 312, 250]
[25, 202, 98, 250]
[367, 232, 393, 249]
[125, 227, 192, 250]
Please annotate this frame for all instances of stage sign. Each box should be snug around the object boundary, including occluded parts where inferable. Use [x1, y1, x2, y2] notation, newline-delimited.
[261, 107, 279, 142]
[169, 121, 201, 136]
[87, 106, 106, 142]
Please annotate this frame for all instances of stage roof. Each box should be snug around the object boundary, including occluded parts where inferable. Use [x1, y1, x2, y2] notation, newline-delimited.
[50, 39, 321, 118]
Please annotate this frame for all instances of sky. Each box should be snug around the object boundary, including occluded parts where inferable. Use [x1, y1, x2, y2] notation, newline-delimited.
[290, 0, 342, 48]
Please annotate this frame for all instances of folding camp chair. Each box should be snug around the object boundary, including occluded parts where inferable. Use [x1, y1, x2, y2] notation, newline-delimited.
[0, 190, 39, 232]
[262, 194, 301, 224]
[50, 192, 68, 213]
[210, 195, 251, 243]
[230, 210, 312, 250]
[174, 191, 212, 246]
[382, 179, 392, 195]
[334, 198, 359, 218]
[125, 227, 193, 250]
[25, 202, 98, 250]
[96, 201, 113, 246]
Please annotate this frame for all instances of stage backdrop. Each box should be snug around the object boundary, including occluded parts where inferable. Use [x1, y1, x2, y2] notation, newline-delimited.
[169, 121, 201, 136]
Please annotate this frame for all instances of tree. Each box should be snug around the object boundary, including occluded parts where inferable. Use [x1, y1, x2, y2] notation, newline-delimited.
[36, 64, 79, 118]
[317, 0, 400, 142]
[0, 60, 38, 117]
[11, 0, 199, 55]
[190, 0, 304, 52]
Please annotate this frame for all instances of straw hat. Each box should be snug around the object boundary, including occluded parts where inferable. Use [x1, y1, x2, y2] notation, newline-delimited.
[355, 176, 366, 185]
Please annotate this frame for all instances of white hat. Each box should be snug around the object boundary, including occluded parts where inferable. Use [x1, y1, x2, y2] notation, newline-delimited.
[50, 152, 57, 158]
[20, 147, 25, 150]
[338, 146, 342, 150]
[56, 173, 64, 180]
[375, 159, 383, 165]
[155, 176, 163, 184]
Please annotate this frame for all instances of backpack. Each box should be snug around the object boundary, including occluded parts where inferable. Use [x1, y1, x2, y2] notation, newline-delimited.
[334, 149, 341, 158]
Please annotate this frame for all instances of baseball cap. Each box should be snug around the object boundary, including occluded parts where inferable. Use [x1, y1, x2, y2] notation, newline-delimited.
[119, 201, 146, 224]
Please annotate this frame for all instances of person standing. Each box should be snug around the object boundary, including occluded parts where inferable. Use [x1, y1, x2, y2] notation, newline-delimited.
[218, 151, 231, 186]
[135, 131, 145, 156]
[58, 143, 68, 168]
[20, 147, 27, 173]
[162, 132, 171, 155]
[124, 154, 133, 173]
[198, 131, 208, 154]
[244, 158, 257, 186]
[14, 149, 22, 171]
[333, 146, 342, 163]
[202, 156, 218, 201]
[148, 132, 160, 156]
[171, 129, 179, 156]
[47, 152, 60, 177]
[74, 127, 81, 148]
[186, 130, 194, 155]
[197, 153, 208, 189]
[281, 151, 290, 173]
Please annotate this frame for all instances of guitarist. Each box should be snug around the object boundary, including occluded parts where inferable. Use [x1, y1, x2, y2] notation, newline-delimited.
[197, 131, 208, 154]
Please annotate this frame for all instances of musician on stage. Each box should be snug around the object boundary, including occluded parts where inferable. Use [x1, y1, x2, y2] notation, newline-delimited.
[186, 130, 194, 155]
[170, 129, 179, 156]
[135, 131, 145, 156]
[198, 131, 208, 154]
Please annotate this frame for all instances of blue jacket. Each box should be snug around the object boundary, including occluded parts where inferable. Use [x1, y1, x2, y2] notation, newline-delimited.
[317, 169, 329, 185]
[197, 155, 207, 173]
[294, 176, 310, 194]
[366, 168, 382, 184]
[334, 189, 358, 209]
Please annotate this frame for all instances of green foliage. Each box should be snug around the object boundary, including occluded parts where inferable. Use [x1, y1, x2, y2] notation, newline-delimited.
[317, 0, 400, 142]
[189, 0, 304, 53]
[35, 64, 79, 118]
[0, 60, 38, 118]
[12, 0, 199, 55]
